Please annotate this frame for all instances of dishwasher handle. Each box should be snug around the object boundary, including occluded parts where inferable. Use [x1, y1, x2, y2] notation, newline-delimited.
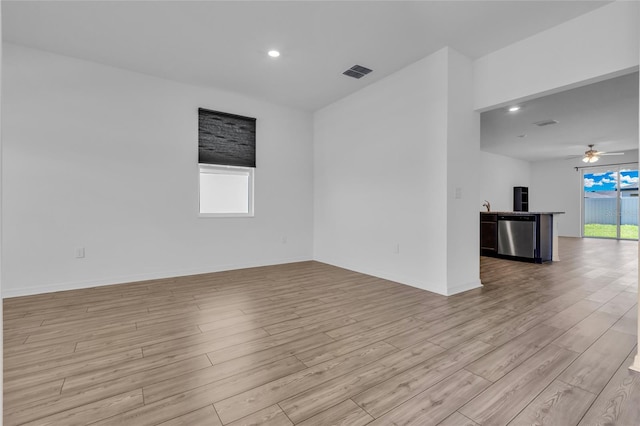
[497, 215, 535, 222]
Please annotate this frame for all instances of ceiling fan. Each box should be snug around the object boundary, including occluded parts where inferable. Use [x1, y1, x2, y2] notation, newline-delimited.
[568, 144, 625, 163]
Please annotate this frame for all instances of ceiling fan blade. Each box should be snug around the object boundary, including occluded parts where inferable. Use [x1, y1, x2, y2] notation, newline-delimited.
[564, 155, 583, 160]
[598, 152, 625, 156]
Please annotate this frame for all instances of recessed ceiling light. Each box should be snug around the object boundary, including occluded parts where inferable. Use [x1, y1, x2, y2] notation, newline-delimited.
[517, 134, 527, 138]
[268, 50, 280, 58]
[508, 106, 521, 112]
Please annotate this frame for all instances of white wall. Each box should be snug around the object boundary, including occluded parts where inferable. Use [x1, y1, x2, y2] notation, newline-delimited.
[474, 1, 639, 111]
[446, 49, 481, 295]
[479, 151, 531, 212]
[2, 43, 314, 297]
[314, 47, 481, 296]
[530, 150, 639, 237]
[314, 48, 450, 294]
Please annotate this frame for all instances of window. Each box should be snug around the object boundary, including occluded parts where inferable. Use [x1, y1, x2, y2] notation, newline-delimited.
[582, 165, 638, 239]
[197, 108, 256, 218]
[199, 164, 254, 217]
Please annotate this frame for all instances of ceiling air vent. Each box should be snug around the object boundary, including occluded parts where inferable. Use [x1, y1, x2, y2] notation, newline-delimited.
[534, 119, 559, 127]
[342, 64, 373, 79]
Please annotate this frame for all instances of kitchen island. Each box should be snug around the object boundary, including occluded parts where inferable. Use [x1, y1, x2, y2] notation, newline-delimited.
[480, 211, 564, 263]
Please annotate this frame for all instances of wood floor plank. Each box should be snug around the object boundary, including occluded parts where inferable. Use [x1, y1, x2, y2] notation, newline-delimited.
[4, 348, 144, 388]
[143, 355, 306, 404]
[3, 378, 65, 408]
[474, 305, 559, 347]
[75, 324, 203, 353]
[542, 299, 604, 331]
[553, 310, 625, 353]
[91, 390, 213, 426]
[226, 405, 293, 426]
[197, 311, 298, 333]
[280, 340, 445, 423]
[156, 405, 222, 426]
[270, 315, 358, 337]
[597, 291, 638, 316]
[536, 290, 596, 314]
[466, 324, 565, 382]
[213, 341, 397, 424]
[558, 329, 637, 394]
[384, 308, 490, 350]
[6, 388, 144, 426]
[142, 327, 269, 358]
[134, 321, 268, 357]
[426, 308, 517, 349]
[585, 286, 625, 303]
[61, 354, 212, 403]
[94, 375, 252, 425]
[611, 304, 638, 336]
[295, 316, 425, 367]
[347, 300, 427, 323]
[137, 308, 246, 330]
[325, 303, 430, 340]
[23, 322, 137, 345]
[437, 412, 479, 426]
[578, 353, 640, 426]
[27, 391, 144, 426]
[296, 399, 373, 426]
[459, 344, 579, 425]
[367, 369, 490, 426]
[508, 380, 596, 426]
[352, 339, 493, 418]
[40, 305, 150, 327]
[4, 341, 77, 368]
[60, 353, 211, 395]
[262, 308, 351, 335]
[205, 331, 334, 366]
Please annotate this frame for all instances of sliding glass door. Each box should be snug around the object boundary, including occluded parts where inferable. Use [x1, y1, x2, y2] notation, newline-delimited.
[583, 166, 638, 240]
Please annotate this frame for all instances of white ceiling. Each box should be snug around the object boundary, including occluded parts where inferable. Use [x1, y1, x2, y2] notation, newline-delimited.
[481, 72, 639, 162]
[2, 0, 611, 111]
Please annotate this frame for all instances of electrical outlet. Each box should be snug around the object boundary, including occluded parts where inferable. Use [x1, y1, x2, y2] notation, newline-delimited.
[75, 247, 85, 258]
[455, 187, 462, 199]
[281, 236, 287, 244]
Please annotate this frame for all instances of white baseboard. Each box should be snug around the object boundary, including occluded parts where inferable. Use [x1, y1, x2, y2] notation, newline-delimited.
[2, 256, 312, 298]
[630, 353, 640, 374]
[444, 279, 483, 296]
[4, 255, 483, 299]
[314, 255, 483, 297]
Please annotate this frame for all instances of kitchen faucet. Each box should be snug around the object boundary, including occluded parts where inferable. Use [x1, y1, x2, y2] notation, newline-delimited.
[482, 200, 491, 212]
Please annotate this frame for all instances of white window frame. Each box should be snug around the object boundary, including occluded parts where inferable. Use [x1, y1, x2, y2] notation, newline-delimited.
[581, 163, 638, 239]
[198, 164, 255, 218]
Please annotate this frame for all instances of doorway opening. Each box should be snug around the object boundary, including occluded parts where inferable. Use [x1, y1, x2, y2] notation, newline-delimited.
[582, 165, 639, 240]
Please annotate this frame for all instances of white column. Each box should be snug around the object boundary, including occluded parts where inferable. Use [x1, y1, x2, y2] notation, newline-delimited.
[551, 214, 561, 262]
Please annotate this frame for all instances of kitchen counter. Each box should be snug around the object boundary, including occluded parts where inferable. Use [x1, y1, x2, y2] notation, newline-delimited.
[480, 212, 565, 263]
[485, 211, 565, 215]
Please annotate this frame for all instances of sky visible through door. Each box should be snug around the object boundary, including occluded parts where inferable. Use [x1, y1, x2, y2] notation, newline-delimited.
[583, 168, 638, 239]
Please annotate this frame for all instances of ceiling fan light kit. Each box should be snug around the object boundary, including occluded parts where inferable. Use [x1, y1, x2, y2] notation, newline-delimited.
[578, 144, 624, 163]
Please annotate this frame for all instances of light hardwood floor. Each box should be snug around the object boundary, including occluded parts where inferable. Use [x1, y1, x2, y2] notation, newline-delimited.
[3, 237, 639, 425]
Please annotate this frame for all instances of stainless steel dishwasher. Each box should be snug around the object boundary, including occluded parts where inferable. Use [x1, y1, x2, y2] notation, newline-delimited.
[497, 215, 536, 258]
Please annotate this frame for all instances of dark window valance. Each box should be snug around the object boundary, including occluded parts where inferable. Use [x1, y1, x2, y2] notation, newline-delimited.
[198, 108, 256, 167]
